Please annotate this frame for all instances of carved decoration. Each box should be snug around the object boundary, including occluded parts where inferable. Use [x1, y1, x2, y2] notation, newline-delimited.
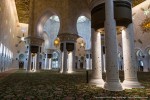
[58, 33, 79, 42]
[140, 17, 150, 33]
[25, 36, 44, 46]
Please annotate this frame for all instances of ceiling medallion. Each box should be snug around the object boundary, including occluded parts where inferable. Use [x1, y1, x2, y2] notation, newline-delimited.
[140, 17, 150, 33]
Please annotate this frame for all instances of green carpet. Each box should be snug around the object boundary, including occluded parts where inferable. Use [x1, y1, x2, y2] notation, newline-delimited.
[0, 70, 149, 99]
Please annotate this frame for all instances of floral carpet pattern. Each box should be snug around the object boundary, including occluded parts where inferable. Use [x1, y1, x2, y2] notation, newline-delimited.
[0, 70, 149, 99]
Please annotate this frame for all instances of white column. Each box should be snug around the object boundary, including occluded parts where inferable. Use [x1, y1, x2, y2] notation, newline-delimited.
[0, 54, 2, 72]
[77, 58, 80, 69]
[45, 54, 49, 70]
[35, 54, 37, 71]
[67, 52, 73, 73]
[73, 45, 76, 71]
[36, 47, 40, 70]
[49, 58, 52, 70]
[90, 31, 104, 87]
[122, 23, 143, 89]
[60, 52, 64, 72]
[29, 54, 32, 71]
[104, 0, 122, 91]
[90, 57, 92, 70]
[61, 42, 68, 73]
[33, 55, 35, 71]
[103, 54, 106, 72]
[86, 56, 90, 70]
[27, 46, 31, 71]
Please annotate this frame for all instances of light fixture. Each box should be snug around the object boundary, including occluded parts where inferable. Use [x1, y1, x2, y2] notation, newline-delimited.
[54, 38, 60, 47]
[16, 33, 25, 47]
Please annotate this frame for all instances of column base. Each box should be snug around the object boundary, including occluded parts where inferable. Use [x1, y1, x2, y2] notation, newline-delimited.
[104, 81, 123, 91]
[60, 71, 75, 74]
[122, 80, 144, 89]
[89, 78, 104, 88]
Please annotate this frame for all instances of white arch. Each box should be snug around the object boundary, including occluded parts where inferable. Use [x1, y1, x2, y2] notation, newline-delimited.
[37, 15, 60, 50]
[36, 9, 61, 37]
[77, 16, 91, 50]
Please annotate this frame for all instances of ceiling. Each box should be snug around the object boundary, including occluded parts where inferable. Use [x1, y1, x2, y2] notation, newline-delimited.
[15, 0, 30, 23]
[15, 0, 146, 24]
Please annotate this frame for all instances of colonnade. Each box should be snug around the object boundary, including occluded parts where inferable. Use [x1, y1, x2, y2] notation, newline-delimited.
[0, 43, 13, 72]
[89, 0, 143, 91]
[60, 41, 76, 73]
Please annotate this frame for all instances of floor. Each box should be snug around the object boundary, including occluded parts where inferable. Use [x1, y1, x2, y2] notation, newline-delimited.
[0, 70, 149, 99]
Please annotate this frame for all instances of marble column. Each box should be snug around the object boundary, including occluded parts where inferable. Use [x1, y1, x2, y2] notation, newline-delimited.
[27, 45, 31, 71]
[77, 58, 80, 69]
[36, 47, 40, 70]
[90, 56, 92, 70]
[122, 23, 143, 89]
[0, 54, 2, 71]
[90, 30, 104, 87]
[73, 45, 76, 71]
[45, 54, 48, 69]
[49, 58, 52, 70]
[86, 55, 90, 70]
[61, 42, 68, 73]
[67, 52, 73, 73]
[104, 0, 122, 91]
[60, 52, 64, 72]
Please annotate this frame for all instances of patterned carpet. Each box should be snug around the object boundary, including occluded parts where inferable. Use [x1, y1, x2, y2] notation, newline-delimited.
[0, 70, 149, 99]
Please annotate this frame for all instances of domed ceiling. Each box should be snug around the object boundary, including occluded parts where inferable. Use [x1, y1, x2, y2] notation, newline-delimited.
[15, 0, 146, 24]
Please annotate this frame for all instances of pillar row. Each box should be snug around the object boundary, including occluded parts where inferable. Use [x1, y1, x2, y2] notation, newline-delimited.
[25, 36, 44, 72]
[58, 33, 78, 74]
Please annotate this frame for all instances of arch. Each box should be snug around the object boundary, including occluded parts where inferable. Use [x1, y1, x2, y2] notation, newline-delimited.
[36, 9, 61, 37]
[76, 37, 86, 57]
[37, 9, 60, 50]
[43, 31, 50, 50]
[144, 47, 150, 55]
[135, 49, 144, 71]
[76, 15, 91, 50]
[19, 54, 25, 61]
[52, 51, 59, 68]
[136, 49, 143, 57]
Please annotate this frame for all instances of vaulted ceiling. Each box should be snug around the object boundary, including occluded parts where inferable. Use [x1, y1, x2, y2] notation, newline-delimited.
[15, 0, 146, 24]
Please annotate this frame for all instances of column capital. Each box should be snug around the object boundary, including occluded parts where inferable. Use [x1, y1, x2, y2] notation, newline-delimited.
[45, 49, 55, 54]
[25, 36, 44, 46]
[58, 33, 79, 42]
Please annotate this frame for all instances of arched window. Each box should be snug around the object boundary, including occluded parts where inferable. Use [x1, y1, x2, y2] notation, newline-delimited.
[19, 54, 25, 62]
[136, 50, 143, 57]
[77, 16, 91, 50]
[52, 51, 59, 68]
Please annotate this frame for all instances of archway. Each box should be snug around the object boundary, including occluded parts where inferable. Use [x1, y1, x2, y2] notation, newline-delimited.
[77, 16, 91, 50]
[136, 49, 144, 71]
[145, 47, 150, 72]
[19, 54, 25, 69]
[52, 51, 60, 69]
[118, 52, 123, 70]
[76, 16, 91, 69]
[37, 11, 60, 70]
[76, 37, 86, 69]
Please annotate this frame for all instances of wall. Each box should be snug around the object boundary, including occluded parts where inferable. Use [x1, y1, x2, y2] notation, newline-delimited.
[0, 0, 28, 71]
[117, 0, 150, 72]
